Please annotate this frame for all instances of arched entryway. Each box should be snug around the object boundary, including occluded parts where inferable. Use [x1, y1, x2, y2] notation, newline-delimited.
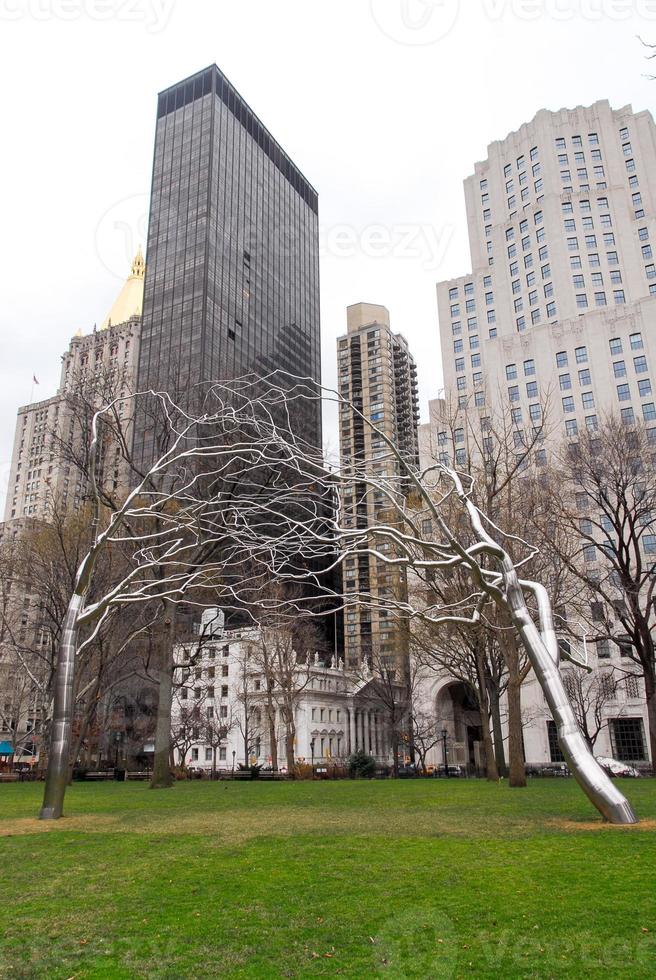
[435, 682, 485, 775]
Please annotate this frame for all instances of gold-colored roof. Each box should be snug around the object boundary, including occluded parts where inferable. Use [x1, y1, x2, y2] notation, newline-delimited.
[100, 247, 145, 331]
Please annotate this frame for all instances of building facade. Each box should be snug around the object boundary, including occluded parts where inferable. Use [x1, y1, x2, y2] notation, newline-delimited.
[135, 64, 322, 467]
[0, 254, 144, 764]
[432, 100, 655, 766]
[171, 620, 405, 773]
[336, 303, 420, 670]
[3, 251, 144, 522]
[437, 100, 656, 447]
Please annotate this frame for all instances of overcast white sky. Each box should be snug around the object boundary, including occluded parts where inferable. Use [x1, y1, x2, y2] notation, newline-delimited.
[1, 0, 655, 510]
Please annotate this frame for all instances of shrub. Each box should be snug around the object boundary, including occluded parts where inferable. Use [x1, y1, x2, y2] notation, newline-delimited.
[347, 749, 376, 779]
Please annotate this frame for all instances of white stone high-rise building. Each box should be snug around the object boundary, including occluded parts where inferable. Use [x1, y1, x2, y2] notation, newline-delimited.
[428, 101, 655, 768]
[4, 251, 144, 521]
[437, 100, 656, 448]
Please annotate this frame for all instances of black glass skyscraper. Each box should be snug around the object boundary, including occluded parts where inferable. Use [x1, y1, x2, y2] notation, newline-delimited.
[135, 64, 321, 462]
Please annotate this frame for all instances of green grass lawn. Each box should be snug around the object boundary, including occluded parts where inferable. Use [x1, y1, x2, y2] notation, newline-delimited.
[0, 779, 654, 979]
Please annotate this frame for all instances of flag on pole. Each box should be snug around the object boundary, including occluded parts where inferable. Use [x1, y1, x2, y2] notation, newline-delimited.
[33, 375, 39, 385]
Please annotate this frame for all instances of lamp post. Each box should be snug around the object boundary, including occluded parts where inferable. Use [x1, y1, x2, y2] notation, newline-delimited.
[310, 739, 315, 779]
[231, 749, 236, 779]
[441, 728, 449, 778]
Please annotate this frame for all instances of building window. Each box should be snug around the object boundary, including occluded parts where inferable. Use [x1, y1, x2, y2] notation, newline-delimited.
[634, 355, 648, 374]
[617, 384, 631, 401]
[565, 419, 578, 437]
[547, 721, 565, 763]
[638, 379, 652, 398]
[610, 718, 647, 762]
[559, 373, 571, 391]
[575, 346, 588, 364]
[562, 396, 575, 414]
[506, 363, 518, 380]
[556, 351, 568, 368]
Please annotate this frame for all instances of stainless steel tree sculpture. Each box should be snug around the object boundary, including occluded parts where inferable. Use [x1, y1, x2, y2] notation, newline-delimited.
[40, 374, 638, 824]
[39, 376, 333, 819]
[314, 384, 638, 825]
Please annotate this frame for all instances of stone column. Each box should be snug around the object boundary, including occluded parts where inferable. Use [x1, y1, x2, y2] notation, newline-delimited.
[349, 708, 357, 753]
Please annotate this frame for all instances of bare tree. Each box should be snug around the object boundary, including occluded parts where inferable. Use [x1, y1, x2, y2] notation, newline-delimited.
[317, 382, 638, 823]
[561, 667, 619, 750]
[230, 643, 264, 768]
[203, 712, 232, 776]
[537, 418, 656, 767]
[170, 700, 206, 772]
[38, 375, 337, 819]
[411, 709, 443, 775]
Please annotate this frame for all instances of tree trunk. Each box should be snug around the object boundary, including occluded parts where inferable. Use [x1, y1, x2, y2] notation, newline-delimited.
[644, 667, 656, 773]
[285, 720, 296, 776]
[150, 608, 174, 789]
[474, 645, 499, 781]
[243, 718, 249, 767]
[506, 673, 526, 788]
[488, 684, 507, 777]
[502, 634, 526, 788]
[40, 594, 84, 819]
[68, 678, 100, 783]
[391, 731, 399, 777]
[266, 701, 278, 772]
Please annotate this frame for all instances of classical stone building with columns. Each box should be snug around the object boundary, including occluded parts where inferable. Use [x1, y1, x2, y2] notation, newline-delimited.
[170, 619, 407, 772]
